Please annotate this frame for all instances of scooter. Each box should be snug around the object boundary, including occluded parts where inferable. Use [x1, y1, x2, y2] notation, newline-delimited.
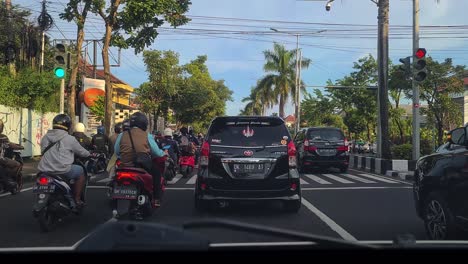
[32, 160, 89, 232]
[0, 141, 23, 194]
[110, 147, 169, 220]
[179, 154, 195, 178]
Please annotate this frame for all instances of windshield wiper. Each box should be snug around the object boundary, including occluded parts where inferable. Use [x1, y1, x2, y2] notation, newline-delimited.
[183, 218, 377, 249]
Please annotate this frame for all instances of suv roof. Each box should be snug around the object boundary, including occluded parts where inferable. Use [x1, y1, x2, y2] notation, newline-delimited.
[305, 127, 342, 131]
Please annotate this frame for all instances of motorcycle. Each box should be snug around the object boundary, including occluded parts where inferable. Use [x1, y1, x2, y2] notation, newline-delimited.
[110, 147, 169, 220]
[160, 145, 176, 182]
[179, 154, 195, 178]
[32, 159, 89, 232]
[0, 141, 23, 194]
[85, 150, 107, 175]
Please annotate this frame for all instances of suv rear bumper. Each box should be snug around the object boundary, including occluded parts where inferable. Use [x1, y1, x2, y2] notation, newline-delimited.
[197, 192, 301, 201]
[301, 155, 349, 167]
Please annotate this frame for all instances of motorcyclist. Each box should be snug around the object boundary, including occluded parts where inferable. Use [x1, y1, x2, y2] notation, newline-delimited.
[178, 127, 199, 156]
[91, 126, 109, 156]
[0, 119, 22, 191]
[72, 122, 92, 150]
[37, 114, 91, 207]
[159, 128, 180, 166]
[109, 122, 123, 156]
[114, 112, 168, 207]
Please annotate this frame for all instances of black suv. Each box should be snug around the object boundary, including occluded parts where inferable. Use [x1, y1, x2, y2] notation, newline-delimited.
[413, 126, 468, 240]
[294, 127, 349, 173]
[194, 116, 301, 213]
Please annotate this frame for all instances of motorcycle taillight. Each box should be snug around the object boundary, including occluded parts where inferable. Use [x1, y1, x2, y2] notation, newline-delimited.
[116, 171, 139, 181]
[38, 176, 50, 185]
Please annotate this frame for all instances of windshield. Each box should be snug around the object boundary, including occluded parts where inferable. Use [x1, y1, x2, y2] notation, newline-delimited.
[208, 121, 290, 146]
[2, 0, 468, 252]
[308, 129, 344, 142]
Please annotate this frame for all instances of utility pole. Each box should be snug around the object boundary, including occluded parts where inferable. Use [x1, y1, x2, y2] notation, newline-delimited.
[5, 0, 15, 74]
[297, 49, 302, 134]
[377, 0, 391, 159]
[412, 0, 421, 160]
[93, 40, 97, 79]
[294, 34, 300, 135]
[37, 0, 52, 73]
[60, 78, 65, 114]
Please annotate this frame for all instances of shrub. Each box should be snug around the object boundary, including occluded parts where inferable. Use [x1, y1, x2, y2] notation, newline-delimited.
[391, 143, 412, 160]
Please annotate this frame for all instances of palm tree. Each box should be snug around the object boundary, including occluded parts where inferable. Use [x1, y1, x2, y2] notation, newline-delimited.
[258, 43, 311, 118]
[240, 87, 262, 116]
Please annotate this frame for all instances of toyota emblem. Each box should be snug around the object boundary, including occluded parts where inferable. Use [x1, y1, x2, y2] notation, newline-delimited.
[244, 150, 253, 156]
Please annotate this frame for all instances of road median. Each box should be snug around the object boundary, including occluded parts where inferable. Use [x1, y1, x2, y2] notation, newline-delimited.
[349, 154, 415, 181]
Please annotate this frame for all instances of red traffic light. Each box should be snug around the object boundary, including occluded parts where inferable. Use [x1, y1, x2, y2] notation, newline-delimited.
[415, 48, 426, 59]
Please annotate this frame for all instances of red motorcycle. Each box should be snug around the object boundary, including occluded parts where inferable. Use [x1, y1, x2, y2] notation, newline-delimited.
[179, 155, 195, 178]
[110, 151, 168, 220]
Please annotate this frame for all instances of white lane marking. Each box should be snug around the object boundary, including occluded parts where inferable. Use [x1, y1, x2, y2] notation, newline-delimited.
[90, 176, 97, 181]
[322, 174, 354, 184]
[0, 187, 33, 198]
[358, 173, 398, 184]
[349, 169, 412, 185]
[301, 198, 357, 241]
[165, 187, 193, 190]
[301, 186, 412, 191]
[304, 174, 331, 184]
[300, 178, 309, 185]
[70, 218, 117, 249]
[97, 178, 112, 183]
[167, 174, 182, 184]
[186, 175, 197, 184]
[340, 174, 376, 184]
[87, 186, 109, 189]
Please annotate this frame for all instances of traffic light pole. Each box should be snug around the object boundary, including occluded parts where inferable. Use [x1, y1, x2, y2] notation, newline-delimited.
[412, 0, 421, 160]
[60, 78, 65, 114]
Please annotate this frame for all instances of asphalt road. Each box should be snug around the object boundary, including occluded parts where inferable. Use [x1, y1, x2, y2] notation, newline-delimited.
[0, 168, 427, 249]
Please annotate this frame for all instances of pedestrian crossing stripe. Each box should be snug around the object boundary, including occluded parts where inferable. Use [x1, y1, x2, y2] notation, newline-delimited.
[340, 174, 376, 184]
[322, 174, 354, 184]
[91, 172, 400, 186]
[357, 173, 397, 184]
[186, 175, 197, 184]
[167, 174, 182, 184]
[304, 174, 332, 184]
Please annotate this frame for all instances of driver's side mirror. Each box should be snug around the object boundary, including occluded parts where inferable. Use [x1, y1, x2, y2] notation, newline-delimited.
[448, 127, 467, 145]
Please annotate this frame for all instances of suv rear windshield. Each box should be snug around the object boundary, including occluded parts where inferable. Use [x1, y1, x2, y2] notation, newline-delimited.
[307, 129, 344, 142]
[208, 120, 290, 147]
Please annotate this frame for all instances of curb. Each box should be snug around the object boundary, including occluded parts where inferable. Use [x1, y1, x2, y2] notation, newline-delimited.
[385, 170, 414, 181]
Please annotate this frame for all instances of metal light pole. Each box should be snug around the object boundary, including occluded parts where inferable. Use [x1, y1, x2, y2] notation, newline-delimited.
[412, 0, 421, 160]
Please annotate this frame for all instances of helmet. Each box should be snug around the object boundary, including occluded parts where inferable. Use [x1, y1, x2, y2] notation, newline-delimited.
[74, 122, 85, 133]
[122, 119, 130, 131]
[97, 126, 105, 135]
[164, 128, 173, 137]
[114, 122, 123, 134]
[130, 112, 148, 131]
[0, 119, 3, 134]
[180, 127, 188, 135]
[53, 114, 72, 131]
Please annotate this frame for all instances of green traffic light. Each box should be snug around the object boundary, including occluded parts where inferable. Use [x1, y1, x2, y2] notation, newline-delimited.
[54, 67, 65, 78]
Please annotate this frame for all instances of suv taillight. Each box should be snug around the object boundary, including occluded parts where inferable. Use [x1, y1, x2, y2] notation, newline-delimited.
[200, 141, 210, 166]
[288, 141, 297, 167]
[337, 145, 348, 152]
[303, 140, 317, 152]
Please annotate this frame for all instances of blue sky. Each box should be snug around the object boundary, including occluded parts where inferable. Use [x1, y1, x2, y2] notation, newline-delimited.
[15, 0, 468, 116]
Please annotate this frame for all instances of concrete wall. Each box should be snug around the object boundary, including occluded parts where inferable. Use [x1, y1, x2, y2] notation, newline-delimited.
[0, 105, 58, 157]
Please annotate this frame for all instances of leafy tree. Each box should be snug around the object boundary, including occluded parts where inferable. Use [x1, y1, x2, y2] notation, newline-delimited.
[88, 95, 105, 122]
[240, 87, 263, 116]
[411, 57, 465, 146]
[60, 0, 93, 126]
[258, 43, 310, 118]
[388, 63, 412, 144]
[90, 0, 191, 137]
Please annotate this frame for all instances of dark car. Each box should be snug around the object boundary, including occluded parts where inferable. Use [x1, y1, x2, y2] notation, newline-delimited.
[413, 126, 468, 240]
[194, 116, 301, 213]
[294, 127, 349, 173]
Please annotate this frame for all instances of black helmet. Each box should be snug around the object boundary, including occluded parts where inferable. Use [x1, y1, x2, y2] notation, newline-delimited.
[130, 112, 148, 131]
[122, 119, 130, 131]
[180, 127, 188, 135]
[114, 122, 123, 133]
[53, 114, 72, 131]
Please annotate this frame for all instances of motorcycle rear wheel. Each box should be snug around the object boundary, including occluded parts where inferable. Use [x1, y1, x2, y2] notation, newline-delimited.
[181, 165, 188, 178]
[38, 209, 58, 232]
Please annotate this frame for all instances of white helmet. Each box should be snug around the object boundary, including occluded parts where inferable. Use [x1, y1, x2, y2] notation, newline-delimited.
[74, 122, 85, 133]
[163, 128, 173, 137]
